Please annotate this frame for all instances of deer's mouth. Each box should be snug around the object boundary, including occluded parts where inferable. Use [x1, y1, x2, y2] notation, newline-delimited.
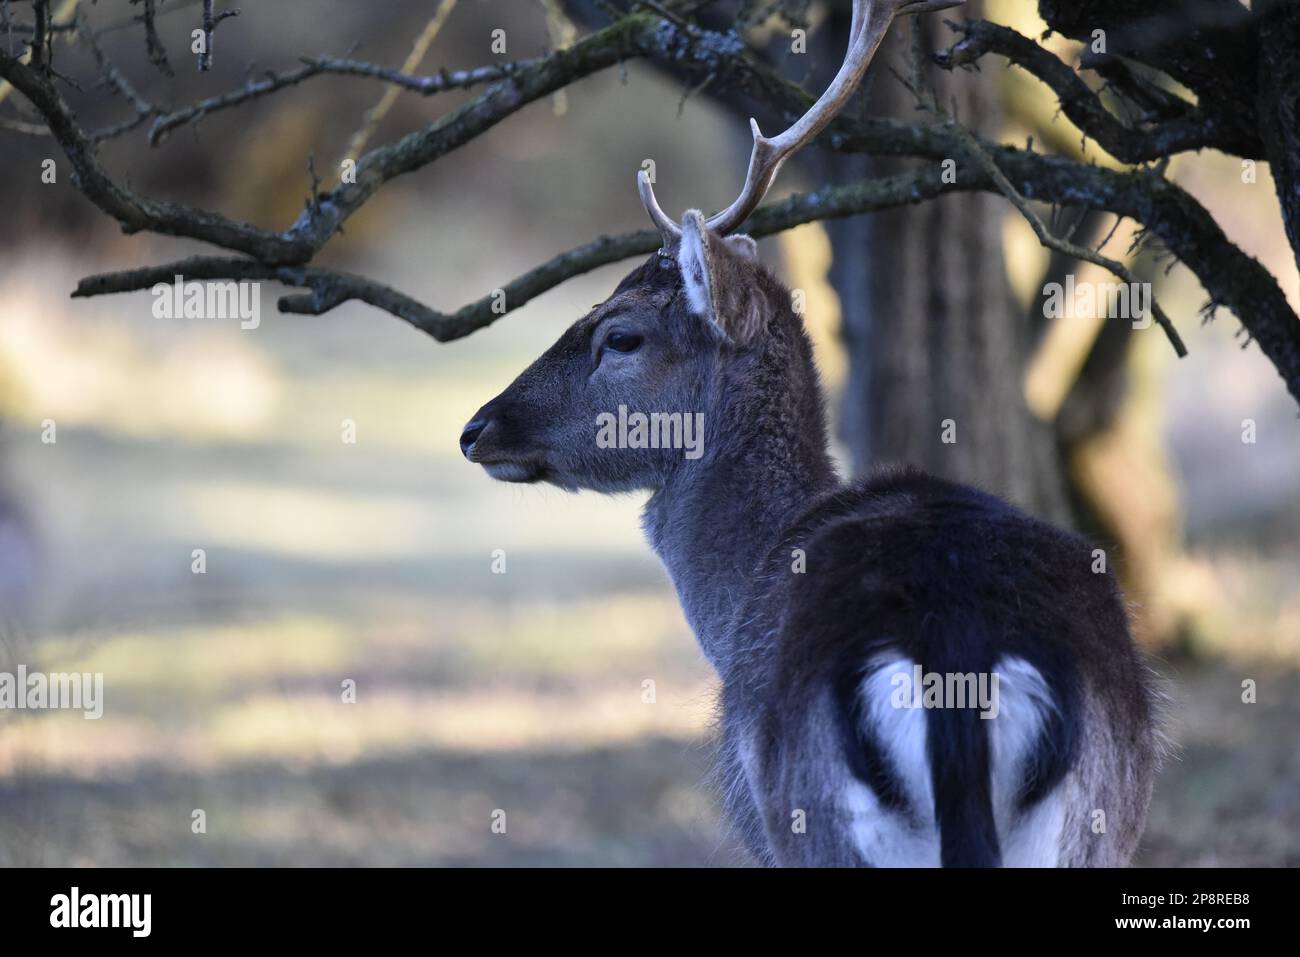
[479, 457, 548, 484]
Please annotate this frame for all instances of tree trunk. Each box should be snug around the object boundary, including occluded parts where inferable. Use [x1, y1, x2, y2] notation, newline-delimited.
[817, 3, 1072, 524]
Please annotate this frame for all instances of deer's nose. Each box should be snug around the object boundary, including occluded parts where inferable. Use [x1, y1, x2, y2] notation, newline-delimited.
[459, 417, 490, 459]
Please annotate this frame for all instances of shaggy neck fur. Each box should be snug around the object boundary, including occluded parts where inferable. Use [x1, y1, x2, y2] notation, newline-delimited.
[642, 299, 838, 670]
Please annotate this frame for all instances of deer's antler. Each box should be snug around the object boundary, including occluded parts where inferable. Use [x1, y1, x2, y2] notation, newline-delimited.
[639, 0, 965, 243]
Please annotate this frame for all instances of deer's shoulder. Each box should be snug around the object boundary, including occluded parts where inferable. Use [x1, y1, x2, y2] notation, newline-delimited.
[745, 465, 1132, 676]
[776, 465, 1101, 589]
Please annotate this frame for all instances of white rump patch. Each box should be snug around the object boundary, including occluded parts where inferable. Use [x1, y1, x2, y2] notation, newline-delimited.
[841, 653, 1068, 867]
[987, 655, 1066, 867]
[843, 655, 941, 867]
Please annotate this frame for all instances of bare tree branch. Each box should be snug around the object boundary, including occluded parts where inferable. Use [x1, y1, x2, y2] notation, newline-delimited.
[77, 15, 156, 118]
[306, 55, 533, 93]
[148, 59, 322, 144]
[2, 12, 705, 262]
[30, 0, 48, 70]
[1037, 0, 1262, 160]
[0, 45, 310, 261]
[341, 0, 458, 164]
[3, 4, 1298, 404]
[69, 148, 1297, 404]
[146, 54, 547, 146]
[198, 1, 239, 72]
[933, 19, 1220, 163]
[906, 21, 1188, 356]
[136, 0, 173, 77]
[945, 115, 1186, 356]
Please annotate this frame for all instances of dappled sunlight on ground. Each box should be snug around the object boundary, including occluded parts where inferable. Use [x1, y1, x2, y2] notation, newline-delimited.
[2, 599, 716, 779]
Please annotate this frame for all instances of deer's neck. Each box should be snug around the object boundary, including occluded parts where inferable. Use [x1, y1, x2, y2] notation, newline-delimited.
[642, 377, 837, 670]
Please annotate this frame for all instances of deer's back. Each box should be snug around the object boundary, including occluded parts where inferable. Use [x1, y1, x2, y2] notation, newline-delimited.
[722, 466, 1161, 866]
[752, 467, 1146, 689]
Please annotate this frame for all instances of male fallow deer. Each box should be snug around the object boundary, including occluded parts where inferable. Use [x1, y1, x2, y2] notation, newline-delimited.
[460, 0, 1163, 866]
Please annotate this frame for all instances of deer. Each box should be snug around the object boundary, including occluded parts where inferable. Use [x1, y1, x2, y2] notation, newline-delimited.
[459, 0, 1164, 866]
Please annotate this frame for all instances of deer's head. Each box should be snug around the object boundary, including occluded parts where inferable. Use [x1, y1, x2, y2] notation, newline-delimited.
[460, 0, 962, 492]
[459, 213, 785, 492]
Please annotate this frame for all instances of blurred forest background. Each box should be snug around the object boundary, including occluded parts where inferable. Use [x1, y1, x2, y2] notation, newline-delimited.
[0, 0, 1297, 866]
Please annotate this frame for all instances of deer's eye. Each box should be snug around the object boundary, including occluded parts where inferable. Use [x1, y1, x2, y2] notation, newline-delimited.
[605, 331, 643, 354]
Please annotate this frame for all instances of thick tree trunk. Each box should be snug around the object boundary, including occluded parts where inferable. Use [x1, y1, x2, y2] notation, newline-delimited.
[818, 5, 1072, 524]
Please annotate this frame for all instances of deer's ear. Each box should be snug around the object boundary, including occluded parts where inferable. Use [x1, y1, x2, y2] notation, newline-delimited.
[725, 234, 759, 260]
[677, 210, 721, 322]
[677, 211, 766, 346]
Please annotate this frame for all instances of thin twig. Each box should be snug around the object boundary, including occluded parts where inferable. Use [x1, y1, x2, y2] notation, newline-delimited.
[77, 16, 154, 117]
[947, 116, 1186, 357]
[30, 0, 47, 69]
[341, 0, 458, 167]
[933, 18, 1222, 164]
[149, 50, 544, 145]
[906, 23, 1185, 357]
[198, 0, 238, 71]
[139, 0, 173, 77]
[149, 60, 320, 143]
[302, 55, 532, 93]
